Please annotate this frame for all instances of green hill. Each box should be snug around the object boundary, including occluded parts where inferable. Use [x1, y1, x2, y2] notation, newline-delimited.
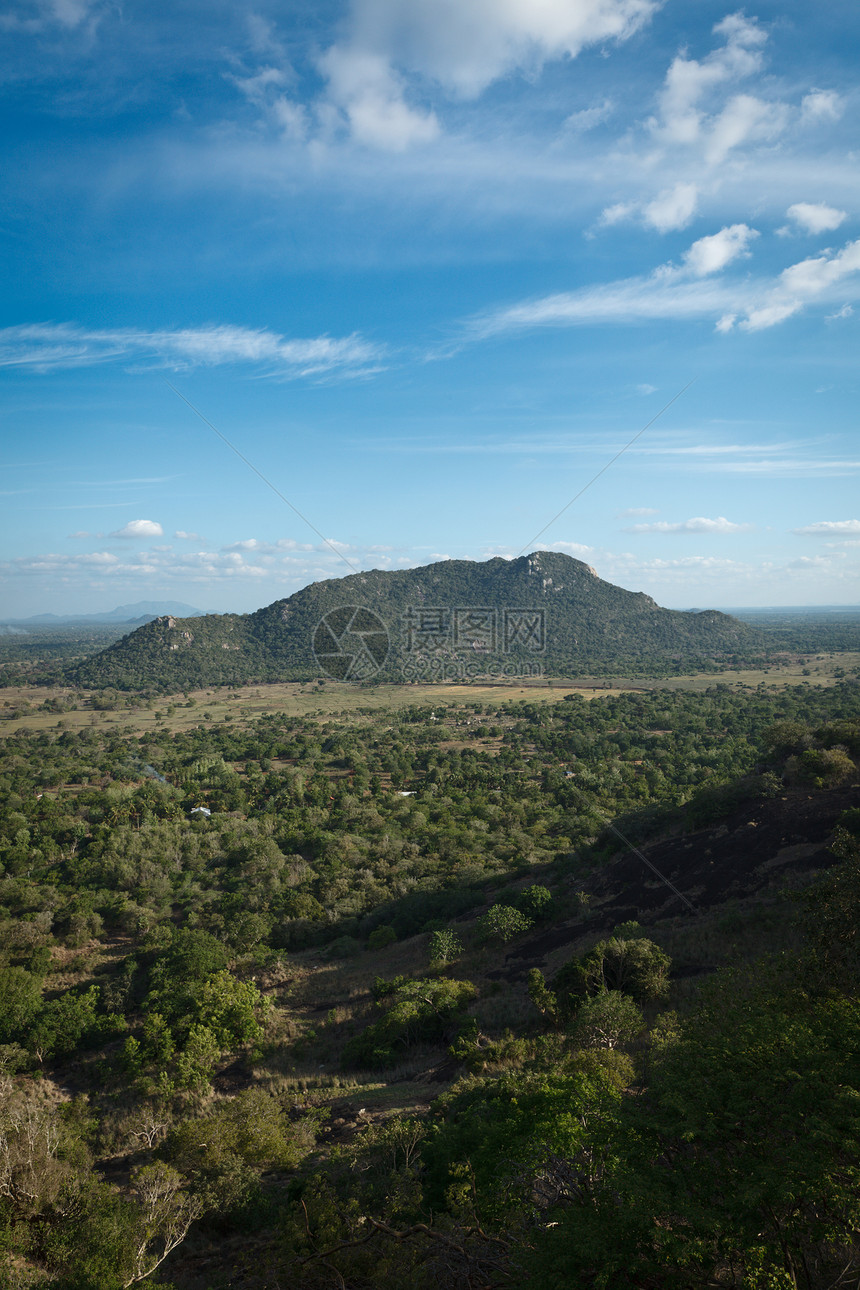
[66, 551, 763, 690]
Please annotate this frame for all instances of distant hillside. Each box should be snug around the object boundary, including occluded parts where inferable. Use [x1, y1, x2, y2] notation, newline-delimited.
[66, 552, 764, 691]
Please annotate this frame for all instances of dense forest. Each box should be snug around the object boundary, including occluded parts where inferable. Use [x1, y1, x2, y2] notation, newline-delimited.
[0, 668, 859, 1287]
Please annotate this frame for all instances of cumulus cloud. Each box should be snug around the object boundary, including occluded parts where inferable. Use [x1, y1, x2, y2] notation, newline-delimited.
[316, 0, 657, 147]
[737, 238, 860, 331]
[174, 530, 204, 541]
[682, 223, 758, 276]
[339, 0, 657, 99]
[793, 519, 860, 536]
[627, 516, 750, 534]
[596, 18, 828, 236]
[0, 322, 384, 378]
[800, 90, 844, 123]
[221, 537, 317, 555]
[643, 182, 699, 232]
[704, 92, 787, 165]
[652, 12, 772, 149]
[319, 46, 440, 150]
[784, 202, 847, 235]
[109, 519, 164, 539]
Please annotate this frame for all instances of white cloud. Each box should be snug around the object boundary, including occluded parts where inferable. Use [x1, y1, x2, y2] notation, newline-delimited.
[0, 0, 100, 30]
[785, 202, 847, 235]
[318, 46, 440, 150]
[652, 12, 768, 149]
[0, 322, 384, 378]
[221, 537, 315, 554]
[174, 530, 205, 541]
[6, 551, 120, 573]
[793, 520, 860, 536]
[44, 0, 95, 25]
[627, 516, 750, 534]
[339, 0, 658, 100]
[471, 235, 860, 337]
[643, 182, 699, 232]
[538, 540, 595, 556]
[315, 0, 657, 148]
[826, 304, 854, 321]
[737, 239, 860, 331]
[682, 223, 757, 276]
[801, 90, 844, 124]
[618, 506, 658, 517]
[704, 92, 787, 165]
[564, 99, 614, 132]
[110, 520, 164, 539]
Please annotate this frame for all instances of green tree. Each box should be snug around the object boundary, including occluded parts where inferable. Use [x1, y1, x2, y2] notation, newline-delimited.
[475, 904, 532, 945]
[571, 990, 643, 1050]
[428, 928, 463, 966]
[0, 966, 42, 1044]
[423, 1066, 621, 1229]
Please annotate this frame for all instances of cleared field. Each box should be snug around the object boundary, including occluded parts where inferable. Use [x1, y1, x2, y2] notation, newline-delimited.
[1, 650, 858, 738]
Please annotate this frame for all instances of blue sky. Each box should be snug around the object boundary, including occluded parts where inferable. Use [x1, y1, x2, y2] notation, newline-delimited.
[1, 0, 858, 616]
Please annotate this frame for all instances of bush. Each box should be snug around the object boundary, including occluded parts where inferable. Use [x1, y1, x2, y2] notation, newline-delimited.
[516, 885, 554, 922]
[367, 925, 397, 951]
[325, 936, 363, 960]
[786, 748, 856, 789]
[342, 977, 476, 1070]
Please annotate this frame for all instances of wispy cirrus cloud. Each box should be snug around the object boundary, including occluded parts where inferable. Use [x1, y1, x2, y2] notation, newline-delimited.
[0, 323, 385, 378]
[468, 233, 860, 338]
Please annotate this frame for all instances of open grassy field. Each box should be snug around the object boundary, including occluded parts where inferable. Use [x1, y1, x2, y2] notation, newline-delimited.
[2, 649, 858, 739]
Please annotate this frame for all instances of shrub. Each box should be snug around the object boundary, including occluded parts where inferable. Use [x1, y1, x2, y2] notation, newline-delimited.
[342, 977, 476, 1070]
[325, 936, 363, 960]
[516, 885, 554, 922]
[367, 925, 397, 951]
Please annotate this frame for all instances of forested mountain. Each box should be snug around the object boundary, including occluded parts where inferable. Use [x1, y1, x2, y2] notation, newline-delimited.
[67, 552, 762, 690]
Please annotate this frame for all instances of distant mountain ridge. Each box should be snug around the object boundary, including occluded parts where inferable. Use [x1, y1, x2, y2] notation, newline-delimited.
[4, 600, 208, 626]
[66, 553, 763, 690]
